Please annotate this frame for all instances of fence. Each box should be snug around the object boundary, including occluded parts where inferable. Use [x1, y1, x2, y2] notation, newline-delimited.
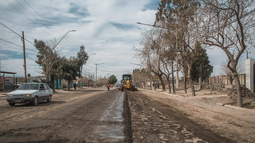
[145, 74, 246, 90]
[208, 74, 245, 85]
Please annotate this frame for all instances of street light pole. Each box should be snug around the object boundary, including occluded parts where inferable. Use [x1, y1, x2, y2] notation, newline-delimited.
[52, 30, 76, 50]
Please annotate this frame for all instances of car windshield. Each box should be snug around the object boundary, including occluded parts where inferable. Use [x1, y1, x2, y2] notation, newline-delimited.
[18, 84, 39, 90]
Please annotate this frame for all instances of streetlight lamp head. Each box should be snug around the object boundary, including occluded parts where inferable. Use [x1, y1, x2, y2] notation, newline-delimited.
[52, 30, 76, 50]
[88, 53, 96, 58]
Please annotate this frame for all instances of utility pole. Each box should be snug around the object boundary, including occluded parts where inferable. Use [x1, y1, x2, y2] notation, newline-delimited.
[95, 63, 104, 88]
[22, 31, 27, 83]
[96, 64, 97, 88]
[176, 56, 179, 89]
[172, 58, 175, 93]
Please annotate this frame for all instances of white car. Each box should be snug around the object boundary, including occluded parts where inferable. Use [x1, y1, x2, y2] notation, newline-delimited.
[6, 83, 53, 106]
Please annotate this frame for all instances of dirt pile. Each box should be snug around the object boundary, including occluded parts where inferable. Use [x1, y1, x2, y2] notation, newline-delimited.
[221, 86, 255, 108]
[222, 85, 255, 100]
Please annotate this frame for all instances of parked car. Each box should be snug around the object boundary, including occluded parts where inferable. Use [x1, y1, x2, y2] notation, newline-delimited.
[6, 83, 53, 106]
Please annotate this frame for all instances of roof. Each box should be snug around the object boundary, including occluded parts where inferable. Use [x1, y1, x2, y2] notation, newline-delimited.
[0, 71, 17, 74]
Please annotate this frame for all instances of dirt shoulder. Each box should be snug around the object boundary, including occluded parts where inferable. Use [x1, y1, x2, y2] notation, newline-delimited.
[0, 88, 127, 143]
[134, 88, 255, 143]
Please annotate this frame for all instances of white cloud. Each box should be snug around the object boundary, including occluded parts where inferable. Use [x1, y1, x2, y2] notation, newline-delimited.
[1, 0, 254, 82]
[1, 58, 41, 77]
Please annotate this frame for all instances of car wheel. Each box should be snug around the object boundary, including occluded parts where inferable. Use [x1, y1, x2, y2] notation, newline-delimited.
[33, 96, 39, 106]
[47, 95, 51, 102]
[9, 103, 15, 106]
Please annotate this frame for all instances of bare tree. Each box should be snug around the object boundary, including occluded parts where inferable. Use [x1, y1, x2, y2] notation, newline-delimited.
[220, 59, 245, 85]
[156, 0, 202, 96]
[137, 28, 166, 91]
[84, 72, 94, 87]
[201, 0, 255, 106]
[132, 68, 147, 88]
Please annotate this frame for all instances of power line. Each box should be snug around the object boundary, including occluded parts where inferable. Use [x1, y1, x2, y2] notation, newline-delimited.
[0, 21, 21, 37]
[5, 0, 80, 51]
[85, 64, 132, 73]
[16, 0, 58, 37]
[0, 37, 22, 48]
[23, 0, 79, 49]
[0, 37, 37, 52]
[5, 0, 56, 42]
[0, 21, 35, 46]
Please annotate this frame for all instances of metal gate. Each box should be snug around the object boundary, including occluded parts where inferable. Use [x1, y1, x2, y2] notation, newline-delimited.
[4, 76, 15, 90]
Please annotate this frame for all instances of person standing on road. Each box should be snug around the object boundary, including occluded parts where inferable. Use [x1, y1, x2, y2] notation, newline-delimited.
[107, 83, 110, 91]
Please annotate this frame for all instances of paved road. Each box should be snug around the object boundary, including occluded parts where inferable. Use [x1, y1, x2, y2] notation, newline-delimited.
[0, 89, 127, 143]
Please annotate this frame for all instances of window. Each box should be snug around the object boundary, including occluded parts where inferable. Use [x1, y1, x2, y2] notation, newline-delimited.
[44, 84, 48, 90]
[39, 84, 44, 90]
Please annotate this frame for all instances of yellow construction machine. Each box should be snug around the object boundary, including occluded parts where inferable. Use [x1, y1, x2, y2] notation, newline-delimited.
[121, 74, 136, 91]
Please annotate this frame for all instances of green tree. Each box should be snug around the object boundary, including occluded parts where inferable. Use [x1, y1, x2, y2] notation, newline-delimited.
[34, 39, 59, 88]
[77, 45, 88, 88]
[61, 57, 80, 90]
[191, 47, 213, 84]
[108, 75, 117, 84]
[77, 45, 88, 78]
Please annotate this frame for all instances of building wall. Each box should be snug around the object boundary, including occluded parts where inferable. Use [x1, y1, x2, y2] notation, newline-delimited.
[208, 74, 246, 85]
[54, 79, 63, 89]
[246, 58, 255, 93]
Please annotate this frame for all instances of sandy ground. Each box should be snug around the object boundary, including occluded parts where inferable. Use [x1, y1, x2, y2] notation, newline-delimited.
[129, 88, 255, 142]
[0, 87, 254, 143]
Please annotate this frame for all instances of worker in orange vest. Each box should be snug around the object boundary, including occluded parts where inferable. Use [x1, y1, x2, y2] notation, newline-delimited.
[107, 83, 110, 91]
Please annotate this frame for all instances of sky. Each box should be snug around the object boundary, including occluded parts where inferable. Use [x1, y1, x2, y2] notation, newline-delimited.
[0, 0, 255, 82]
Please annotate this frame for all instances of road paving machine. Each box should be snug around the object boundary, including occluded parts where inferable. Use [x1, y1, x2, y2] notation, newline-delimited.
[121, 74, 136, 91]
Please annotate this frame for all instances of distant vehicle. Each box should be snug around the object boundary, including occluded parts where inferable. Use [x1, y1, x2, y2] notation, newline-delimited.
[6, 83, 53, 106]
[115, 84, 118, 87]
